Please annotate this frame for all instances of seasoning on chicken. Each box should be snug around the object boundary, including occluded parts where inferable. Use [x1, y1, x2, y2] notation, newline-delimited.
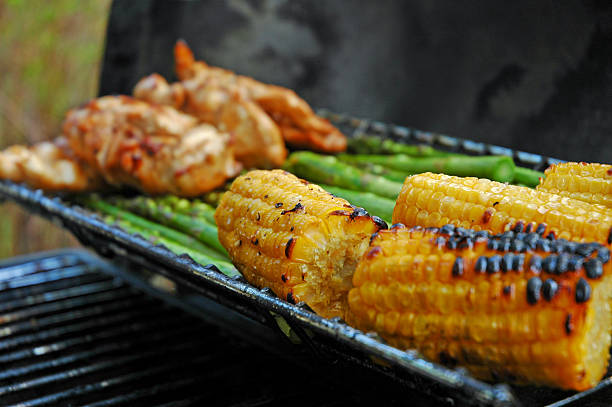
[62, 95, 241, 197]
[537, 162, 612, 208]
[393, 172, 612, 245]
[348, 225, 612, 390]
[0, 137, 102, 191]
[134, 72, 286, 169]
[173, 40, 346, 154]
[215, 169, 386, 319]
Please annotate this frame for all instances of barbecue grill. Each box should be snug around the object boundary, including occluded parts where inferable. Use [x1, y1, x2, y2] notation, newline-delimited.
[1, 1, 612, 406]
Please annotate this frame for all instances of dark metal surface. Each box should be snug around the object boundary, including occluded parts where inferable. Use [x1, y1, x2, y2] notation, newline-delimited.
[0, 113, 611, 406]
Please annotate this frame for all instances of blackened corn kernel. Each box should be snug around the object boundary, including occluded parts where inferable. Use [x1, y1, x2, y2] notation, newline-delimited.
[452, 257, 464, 277]
[529, 255, 542, 272]
[543, 255, 558, 274]
[537, 238, 552, 252]
[527, 277, 542, 304]
[513, 254, 525, 271]
[510, 239, 526, 253]
[597, 247, 610, 263]
[585, 259, 604, 279]
[575, 278, 591, 303]
[487, 239, 500, 251]
[535, 223, 547, 235]
[556, 254, 570, 274]
[502, 230, 515, 239]
[390, 223, 406, 230]
[474, 230, 490, 240]
[525, 223, 534, 233]
[576, 243, 597, 257]
[513, 221, 525, 233]
[546, 231, 556, 240]
[446, 238, 458, 250]
[487, 255, 502, 274]
[434, 237, 446, 248]
[457, 237, 474, 250]
[499, 238, 512, 252]
[568, 256, 583, 272]
[501, 253, 514, 272]
[524, 233, 539, 250]
[440, 224, 455, 235]
[542, 279, 559, 301]
[455, 227, 470, 237]
[475, 256, 488, 273]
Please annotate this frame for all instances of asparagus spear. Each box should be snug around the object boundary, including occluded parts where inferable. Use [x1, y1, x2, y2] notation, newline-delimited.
[513, 166, 545, 188]
[348, 135, 454, 157]
[109, 196, 227, 256]
[155, 196, 216, 224]
[337, 154, 516, 183]
[103, 215, 239, 277]
[283, 151, 403, 200]
[80, 197, 228, 262]
[320, 184, 394, 224]
[338, 160, 409, 183]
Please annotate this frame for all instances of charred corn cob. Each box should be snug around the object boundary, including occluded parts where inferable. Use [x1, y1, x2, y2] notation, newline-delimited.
[393, 172, 612, 245]
[348, 224, 612, 390]
[537, 162, 612, 208]
[215, 169, 387, 319]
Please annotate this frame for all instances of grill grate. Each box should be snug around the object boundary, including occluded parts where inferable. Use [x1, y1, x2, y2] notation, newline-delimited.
[0, 250, 440, 407]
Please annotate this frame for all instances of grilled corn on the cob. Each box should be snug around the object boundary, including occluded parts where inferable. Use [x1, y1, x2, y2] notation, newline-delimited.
[215, 169, 387, 318]
[392, 172, 612, 245]
[348, 225, 612, 390]
[537, 162, 612, 208]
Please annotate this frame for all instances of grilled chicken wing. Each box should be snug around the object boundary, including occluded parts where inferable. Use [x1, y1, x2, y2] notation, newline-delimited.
[0, 137, 102, 191]
[173, 40, 346, 153]
[62, 95, 241, 196]
[134, 73, 286, 169]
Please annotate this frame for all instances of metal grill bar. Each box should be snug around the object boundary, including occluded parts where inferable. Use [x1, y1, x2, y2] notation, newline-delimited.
[8, 354, 218, 407]
[0, 285, 133, 325]
[0, 279, 121, 314]
[0, 312, 193, 364]
[0, 324, 203, 382]
[0, 255, 82, 281]
[0, 272, 110, 303]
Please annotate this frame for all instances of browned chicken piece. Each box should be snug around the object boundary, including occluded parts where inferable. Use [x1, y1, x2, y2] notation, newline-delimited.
[173, 40, 347, 153]
[134, 73, 286, 169]
[0, 137, 102, 191]
[62, 95, 241, 197]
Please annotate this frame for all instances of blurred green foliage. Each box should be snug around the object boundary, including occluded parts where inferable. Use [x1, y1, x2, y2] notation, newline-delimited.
[0, 0, 111, 258]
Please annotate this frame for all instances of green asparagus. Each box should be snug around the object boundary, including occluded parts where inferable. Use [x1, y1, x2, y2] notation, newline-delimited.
[80, 197, 228, 261]
[283, 151, 403, 199]
[320, 184, 394, 224]
[103, 215, 239, 277]
[513, 166, 545, 188]
[347, 135, 453, 157]
[109, 196, 227, 256]
[337, 154, 516, 183]
[155, 196, 216, 224]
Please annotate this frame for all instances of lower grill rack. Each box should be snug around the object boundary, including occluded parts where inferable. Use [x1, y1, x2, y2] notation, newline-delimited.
[0, 250, 423, 407]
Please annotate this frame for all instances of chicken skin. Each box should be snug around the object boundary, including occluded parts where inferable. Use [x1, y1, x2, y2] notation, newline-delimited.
[61, 95, 241, 196]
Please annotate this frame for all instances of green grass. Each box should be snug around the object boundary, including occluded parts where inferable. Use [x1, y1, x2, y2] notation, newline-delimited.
[0, 0, 111, 257]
